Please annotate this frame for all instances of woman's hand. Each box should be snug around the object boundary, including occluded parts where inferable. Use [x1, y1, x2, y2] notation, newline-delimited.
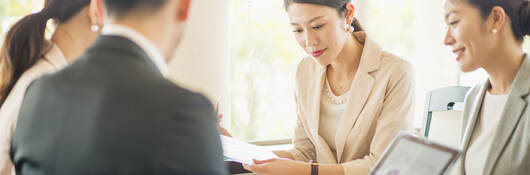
[242, 158, 309, 175]
[217, 113, 233, 137]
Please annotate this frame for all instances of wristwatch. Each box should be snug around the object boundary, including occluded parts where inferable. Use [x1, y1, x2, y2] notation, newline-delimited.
[309, 160, 319, 175]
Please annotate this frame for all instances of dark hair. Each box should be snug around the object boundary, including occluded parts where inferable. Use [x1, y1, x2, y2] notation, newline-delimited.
[284, 0, 364, 32]
[464, 0, 530, 41]
[0, 0, 90, 105]
[103, 0, 168, 18]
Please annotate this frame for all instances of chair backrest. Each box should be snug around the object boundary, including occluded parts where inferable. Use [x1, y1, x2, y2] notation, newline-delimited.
[422, 86, 470, 138]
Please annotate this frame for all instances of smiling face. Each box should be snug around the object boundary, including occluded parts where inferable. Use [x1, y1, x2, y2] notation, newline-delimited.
[443, 0, 497, 72]
[287, 3, 350, 66]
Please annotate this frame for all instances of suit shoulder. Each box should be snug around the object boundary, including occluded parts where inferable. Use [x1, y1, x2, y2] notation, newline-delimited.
[25, 72, 61, 93]
[378, 51, 414, 85]
[380, 51, 413, 74]
[157, 80, 214, 107]
[296, 57, 315, 74]
[295, 56, 322, 83]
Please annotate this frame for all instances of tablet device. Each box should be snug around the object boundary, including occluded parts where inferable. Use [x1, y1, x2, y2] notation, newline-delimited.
[369, 131, 461, 175]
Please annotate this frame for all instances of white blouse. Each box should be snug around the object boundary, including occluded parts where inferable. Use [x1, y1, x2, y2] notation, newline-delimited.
[465, 91, 509, 175]
[319, 77, 351, 157]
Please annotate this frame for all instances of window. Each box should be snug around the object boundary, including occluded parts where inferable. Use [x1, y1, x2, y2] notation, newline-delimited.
[229, 0, 302, 141]
[0, 0, 44, 42]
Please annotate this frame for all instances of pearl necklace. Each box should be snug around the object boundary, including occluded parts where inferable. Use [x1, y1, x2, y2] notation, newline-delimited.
[324, 78, 350, 105]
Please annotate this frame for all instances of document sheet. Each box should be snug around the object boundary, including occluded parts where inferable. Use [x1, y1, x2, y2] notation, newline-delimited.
[220, 135, 279, 165]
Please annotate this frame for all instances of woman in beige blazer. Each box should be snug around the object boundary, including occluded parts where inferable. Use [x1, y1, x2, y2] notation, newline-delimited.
[241, 0, 415, 174]
[443, 0, 530, 174]
[0, 0, 104, 174]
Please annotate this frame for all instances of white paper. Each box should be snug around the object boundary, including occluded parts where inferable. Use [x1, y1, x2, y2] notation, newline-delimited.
[220, 135, 279, 165]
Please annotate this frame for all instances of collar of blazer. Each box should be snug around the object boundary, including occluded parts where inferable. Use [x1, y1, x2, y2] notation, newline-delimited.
[43, 43, 68, 70]
[304, 31, 383, 163]
[87, 35, 163, 77]
[461, 54, 530, 175]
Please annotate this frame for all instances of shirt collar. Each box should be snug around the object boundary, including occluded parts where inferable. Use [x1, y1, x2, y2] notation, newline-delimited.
[101, 24, 169, 78]
[44, 43, 68, 70]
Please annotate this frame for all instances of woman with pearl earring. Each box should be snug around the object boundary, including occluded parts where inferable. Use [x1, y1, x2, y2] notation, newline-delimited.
[218, 0, 416, 174]
[443, 0, 530, 174]
[0, 0, 105, 174]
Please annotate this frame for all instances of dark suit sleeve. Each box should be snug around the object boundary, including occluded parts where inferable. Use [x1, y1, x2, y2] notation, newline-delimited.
[10, 76, 46, 159]
[158, 93, 228, 175]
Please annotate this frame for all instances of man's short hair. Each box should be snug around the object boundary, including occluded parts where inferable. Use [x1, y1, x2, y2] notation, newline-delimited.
[104, 0, 168, 17]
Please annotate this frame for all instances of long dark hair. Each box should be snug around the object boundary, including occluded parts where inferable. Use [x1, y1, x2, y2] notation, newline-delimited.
[284, 0, 364, 32]
[463, 0, 530, 41]
[0, 0, 90, 105]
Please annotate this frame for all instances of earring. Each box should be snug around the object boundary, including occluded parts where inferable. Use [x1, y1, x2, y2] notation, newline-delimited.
[91, 25, 100, 32]
[344, 24, 354, 33]
[492, 29, 498, 34]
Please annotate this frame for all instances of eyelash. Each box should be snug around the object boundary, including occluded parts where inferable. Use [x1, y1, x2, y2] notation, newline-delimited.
[292, 24, 326, 33]
[449, 20, 459, 26]
[312, 24, 325, 30]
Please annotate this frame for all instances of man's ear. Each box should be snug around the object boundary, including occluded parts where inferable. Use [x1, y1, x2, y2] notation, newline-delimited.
[177, 0, 191, 22]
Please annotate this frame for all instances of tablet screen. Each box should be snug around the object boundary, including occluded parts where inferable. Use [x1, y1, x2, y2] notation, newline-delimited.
[370, 132, 460, 175]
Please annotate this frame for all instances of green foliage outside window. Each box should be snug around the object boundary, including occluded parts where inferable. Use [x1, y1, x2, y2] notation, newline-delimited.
[1, 0, 42, 45]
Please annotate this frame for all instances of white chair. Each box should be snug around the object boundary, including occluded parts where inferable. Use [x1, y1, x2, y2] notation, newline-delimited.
[422, 86, 470, 148]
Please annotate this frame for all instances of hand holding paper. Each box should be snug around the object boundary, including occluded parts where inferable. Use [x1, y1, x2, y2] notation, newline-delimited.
[220, 135, 278, 165]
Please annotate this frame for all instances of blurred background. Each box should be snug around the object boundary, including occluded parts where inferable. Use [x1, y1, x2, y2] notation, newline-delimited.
[2, 0, 529, 142]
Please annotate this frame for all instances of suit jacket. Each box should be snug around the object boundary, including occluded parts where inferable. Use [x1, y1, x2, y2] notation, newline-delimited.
[10, 36, 228, 175]
[288, 32, 415, 175]
[454, 55, 530, 175]
[0, 44, 68, 175]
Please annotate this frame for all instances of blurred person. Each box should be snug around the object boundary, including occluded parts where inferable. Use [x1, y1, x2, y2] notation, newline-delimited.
[0, 0, 104, 174]
[443, 0, 530, 174]
[9, 0, 228, 174]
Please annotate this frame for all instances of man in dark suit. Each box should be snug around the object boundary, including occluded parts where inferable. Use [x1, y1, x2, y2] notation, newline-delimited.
[10, 0, 228, 174]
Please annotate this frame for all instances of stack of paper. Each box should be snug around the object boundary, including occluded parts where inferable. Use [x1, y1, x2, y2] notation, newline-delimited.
[220, 135, 279, 165]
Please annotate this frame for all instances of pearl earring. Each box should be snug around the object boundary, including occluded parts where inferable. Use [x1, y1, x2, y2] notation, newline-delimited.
[492, 29, 498, 34]
[344, 24, 354, 33]
[91, 25, 100, 32]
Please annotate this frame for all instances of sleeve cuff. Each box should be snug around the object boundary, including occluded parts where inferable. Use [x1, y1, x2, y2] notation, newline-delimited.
[341, 157, 375, 175]
[287, 148, 312, 162]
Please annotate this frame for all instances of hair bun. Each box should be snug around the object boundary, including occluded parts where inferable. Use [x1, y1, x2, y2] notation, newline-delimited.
[521, 0, 530, 36]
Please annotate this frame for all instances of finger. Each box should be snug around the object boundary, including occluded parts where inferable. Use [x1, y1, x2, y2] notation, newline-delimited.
[219, 127, 227, 134]
[253, 158, 276, 164]
[242, 164, 252, 171]
[220, 127, 233, 137]
[218, 113, 223, 120]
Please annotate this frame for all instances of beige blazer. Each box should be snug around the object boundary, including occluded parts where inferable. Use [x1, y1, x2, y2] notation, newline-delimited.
[288, 32, 415, 175]
[0, 44, 67, 175]
[454, 55, 530, 175]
